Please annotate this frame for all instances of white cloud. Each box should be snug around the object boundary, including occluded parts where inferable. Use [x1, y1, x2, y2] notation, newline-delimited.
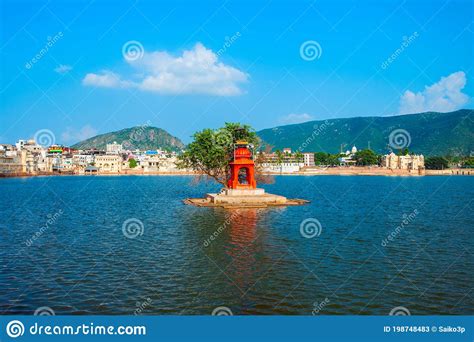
[61, 125, 97, 144]
[82, 71, 132, 88]
[54, 64, 73, 74]
[279, 113, 314, 125]
[399, 71, 469, 114]
[82, 43, 248, 96]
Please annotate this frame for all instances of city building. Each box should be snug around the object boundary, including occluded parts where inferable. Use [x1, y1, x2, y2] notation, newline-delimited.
[303, 152, 315, 166]
[382, 153, 424, 171]
[339, 145, 358, 166]
[0, 155, 22, 175]
[95, 155, 123, 173]
[106, 142, 123, 154]
[72, 154, 95, 167]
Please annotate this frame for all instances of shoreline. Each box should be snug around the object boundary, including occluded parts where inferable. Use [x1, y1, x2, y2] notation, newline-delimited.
[1, 168, 473, 179]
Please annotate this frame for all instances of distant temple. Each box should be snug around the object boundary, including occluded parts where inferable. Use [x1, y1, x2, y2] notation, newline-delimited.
[228, 140, 257, 189]
[382, 152, 424, 171]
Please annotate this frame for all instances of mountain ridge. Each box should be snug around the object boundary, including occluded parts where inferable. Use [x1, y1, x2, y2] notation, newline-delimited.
[71, 126, 185, 152]
[256, 109, 473, 156]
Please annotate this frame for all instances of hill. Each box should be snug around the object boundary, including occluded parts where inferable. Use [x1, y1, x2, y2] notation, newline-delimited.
[257, 109, 473, 156]
[72, 126, 185, 152]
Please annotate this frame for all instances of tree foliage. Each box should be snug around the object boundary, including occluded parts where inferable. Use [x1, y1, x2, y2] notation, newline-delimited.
[313, 152, 341, 166]
[294, 151, 304, 163]
[425, 156, 449, 170]
[177, 123, 259, 187]
[353, 149, 379, 166]
[396, 147, 410, 156]
[462, 157, 474, 168]
[128, 158, 138, 168]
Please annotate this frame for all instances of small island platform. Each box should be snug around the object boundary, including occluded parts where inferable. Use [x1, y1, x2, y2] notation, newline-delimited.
[184, 188, 309, 208]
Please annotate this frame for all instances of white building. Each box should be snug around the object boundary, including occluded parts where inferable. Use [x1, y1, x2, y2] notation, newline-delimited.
[339, 145, 357, 166]
[72, 154, 95, 167]
[382, 153, 424, 170]
[106, 142, 123, 154]
[303, 152, 315, 166]
[261, 161, 304, 173]
[95, 155, 123, 173]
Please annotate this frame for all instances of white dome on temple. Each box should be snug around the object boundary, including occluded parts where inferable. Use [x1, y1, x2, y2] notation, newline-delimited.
[351, 145, 357, 154]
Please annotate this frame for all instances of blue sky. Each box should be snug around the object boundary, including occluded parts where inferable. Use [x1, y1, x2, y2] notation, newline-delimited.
[1, 0, 472, 144]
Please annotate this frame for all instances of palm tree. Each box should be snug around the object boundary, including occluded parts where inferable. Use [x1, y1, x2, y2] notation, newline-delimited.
[295, 151, 303, 164]
[275, 150, 284, 174]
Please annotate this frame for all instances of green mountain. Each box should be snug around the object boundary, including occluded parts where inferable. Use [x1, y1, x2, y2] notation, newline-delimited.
[72, 126, 185, 152]
[257, 109, 474, 156]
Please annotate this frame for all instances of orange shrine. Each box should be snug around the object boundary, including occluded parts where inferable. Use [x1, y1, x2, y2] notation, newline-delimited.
[227, 140, 257, 189]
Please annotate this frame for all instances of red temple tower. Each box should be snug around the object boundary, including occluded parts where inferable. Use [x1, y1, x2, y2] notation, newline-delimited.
[227, 140, 257, 189]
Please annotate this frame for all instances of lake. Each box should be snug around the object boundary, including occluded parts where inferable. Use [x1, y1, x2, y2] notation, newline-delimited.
[0, 175, 472, 315]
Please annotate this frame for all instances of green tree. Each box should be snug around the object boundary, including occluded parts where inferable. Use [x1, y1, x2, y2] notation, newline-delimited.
[353, 149, 379, 166]
[129, 158, 138, 168]
[275, 150, 284, 174]
[462, 157, 474, 168]
[396, 147, 410, 156]
[327, 154, 341, 166]
[314, 152, 330, 165]
[177, 123, 259, 187]
[425, 156, 449, 170]
[294, 151, 304, 163]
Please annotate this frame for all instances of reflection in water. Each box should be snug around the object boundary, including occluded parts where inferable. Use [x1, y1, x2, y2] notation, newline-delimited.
[226, 209, 259, 294]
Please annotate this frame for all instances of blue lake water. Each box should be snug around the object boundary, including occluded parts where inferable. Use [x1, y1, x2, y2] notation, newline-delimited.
[0, 175, 472, 315]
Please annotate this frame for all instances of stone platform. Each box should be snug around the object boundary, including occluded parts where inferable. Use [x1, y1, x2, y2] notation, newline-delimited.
[184, 188, 309, 208]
